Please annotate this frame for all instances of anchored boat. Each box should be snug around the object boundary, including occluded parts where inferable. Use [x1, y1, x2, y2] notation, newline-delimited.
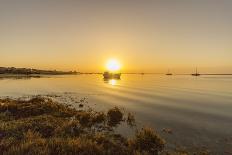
[166, 69, 173, 76]
[103, 71, 121, 79]
[192, 68, 200, 76]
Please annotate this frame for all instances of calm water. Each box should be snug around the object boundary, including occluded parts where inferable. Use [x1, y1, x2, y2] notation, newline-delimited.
[1, 74, 232, 153]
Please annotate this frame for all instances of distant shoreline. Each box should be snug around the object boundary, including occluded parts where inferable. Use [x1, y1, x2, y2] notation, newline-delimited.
[0, 67, 78, 75]
[1, 67, 231, 76]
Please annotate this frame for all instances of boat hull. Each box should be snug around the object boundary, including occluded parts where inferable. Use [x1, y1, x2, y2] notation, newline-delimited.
[192, 74, 200, 76]
[103, 72, 121, 79]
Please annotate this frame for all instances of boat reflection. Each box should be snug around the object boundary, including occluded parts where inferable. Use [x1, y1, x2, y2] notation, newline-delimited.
[103, 78, 120, 86]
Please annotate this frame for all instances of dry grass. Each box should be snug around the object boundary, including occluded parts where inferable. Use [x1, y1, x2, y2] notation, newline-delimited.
[0, 97, 165, 155]
[129, 128, 165, 155]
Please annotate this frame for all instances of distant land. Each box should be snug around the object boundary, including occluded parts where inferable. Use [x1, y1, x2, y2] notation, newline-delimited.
[0, 67, 78, 75]
[1, 67, 231, 76]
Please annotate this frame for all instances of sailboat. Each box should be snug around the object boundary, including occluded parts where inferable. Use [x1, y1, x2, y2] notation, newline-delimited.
[166, 69, 173, 76]
[192, 68, 200, 76]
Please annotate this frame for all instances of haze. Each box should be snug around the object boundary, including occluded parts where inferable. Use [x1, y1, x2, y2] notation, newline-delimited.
[1, 0, 232, 73]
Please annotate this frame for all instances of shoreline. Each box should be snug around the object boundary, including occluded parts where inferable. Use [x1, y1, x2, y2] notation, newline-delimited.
[0, 67, 78, 75]
[0, 96, 212, 155]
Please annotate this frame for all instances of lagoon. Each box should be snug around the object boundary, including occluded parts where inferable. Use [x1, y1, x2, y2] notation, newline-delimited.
[1, 74, 232, 153]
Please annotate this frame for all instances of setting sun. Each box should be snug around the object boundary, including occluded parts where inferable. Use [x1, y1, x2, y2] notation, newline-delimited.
[106, 59, 121, 72]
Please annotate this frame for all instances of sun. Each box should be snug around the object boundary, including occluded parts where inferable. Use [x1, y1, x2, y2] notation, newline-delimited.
[106, 59, 121, 72]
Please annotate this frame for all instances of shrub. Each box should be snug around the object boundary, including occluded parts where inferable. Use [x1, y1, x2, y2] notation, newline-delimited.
[129, 127, 165, 155]
[127, 112, 136, 127]
[107, 107, 124, 126]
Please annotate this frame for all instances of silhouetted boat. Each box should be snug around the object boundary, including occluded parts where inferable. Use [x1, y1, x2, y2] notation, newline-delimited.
[166, 69, 173, 76]
[192, 68, 200, 76]
[103, 72, 121, 79]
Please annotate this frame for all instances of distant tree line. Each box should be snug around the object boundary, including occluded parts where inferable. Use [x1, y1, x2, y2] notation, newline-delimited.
[0, 67, 78, 75]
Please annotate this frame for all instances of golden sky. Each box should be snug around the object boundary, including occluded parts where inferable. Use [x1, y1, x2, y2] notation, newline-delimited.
[0, 0, 232, 73]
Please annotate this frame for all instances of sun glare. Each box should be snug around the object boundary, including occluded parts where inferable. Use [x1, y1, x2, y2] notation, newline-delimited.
[109, 79, 117, 85]
[106, 59, 121, 72]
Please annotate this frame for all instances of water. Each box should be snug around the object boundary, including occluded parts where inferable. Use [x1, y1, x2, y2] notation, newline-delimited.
[1, 74, 232, 153]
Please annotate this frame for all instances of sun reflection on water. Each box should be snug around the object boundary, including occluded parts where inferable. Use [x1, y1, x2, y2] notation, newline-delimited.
[109, 79, 117, 86]
[103, 78, 121, 86]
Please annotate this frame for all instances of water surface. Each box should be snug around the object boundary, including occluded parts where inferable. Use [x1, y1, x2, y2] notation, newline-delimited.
[1, 74, 232, 153]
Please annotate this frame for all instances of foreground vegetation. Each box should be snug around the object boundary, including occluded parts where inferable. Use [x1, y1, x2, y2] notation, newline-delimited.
[0, 97, 211, 155]
[0, 97, 166, 155]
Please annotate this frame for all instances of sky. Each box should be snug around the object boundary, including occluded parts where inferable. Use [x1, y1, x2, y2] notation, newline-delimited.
[0, 0, 232, 73]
